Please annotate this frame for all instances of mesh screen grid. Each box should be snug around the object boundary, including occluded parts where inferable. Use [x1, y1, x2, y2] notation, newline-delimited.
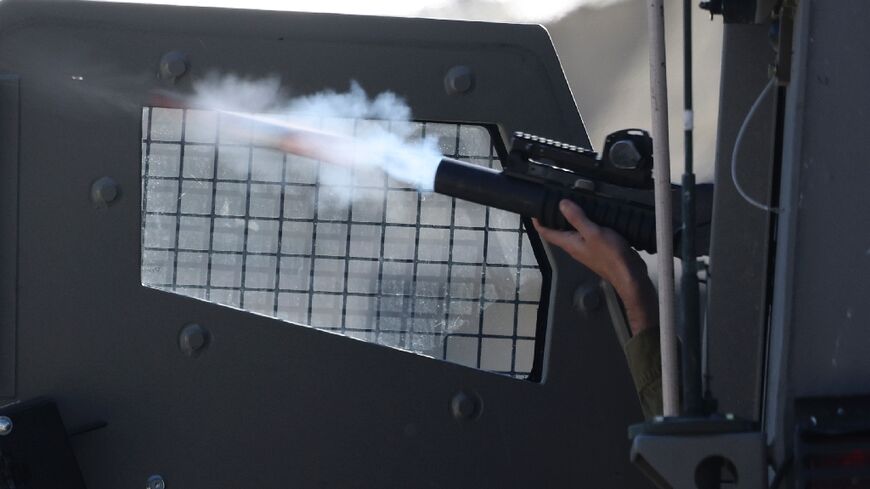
[141, 107, 543, 378]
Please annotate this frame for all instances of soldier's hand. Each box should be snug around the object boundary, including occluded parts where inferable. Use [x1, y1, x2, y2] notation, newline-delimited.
[533, 199, 658, 335]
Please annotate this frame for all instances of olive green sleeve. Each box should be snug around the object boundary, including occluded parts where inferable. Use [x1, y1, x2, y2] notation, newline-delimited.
[624, 327, 663, 420]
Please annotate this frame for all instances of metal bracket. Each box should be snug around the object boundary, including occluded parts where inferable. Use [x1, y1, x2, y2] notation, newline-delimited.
[0, 399, 87, 488]
[630, 419, 765, 488]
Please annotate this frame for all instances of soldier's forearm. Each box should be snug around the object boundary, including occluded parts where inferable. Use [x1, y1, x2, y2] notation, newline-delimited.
[607, 252, 659, 337]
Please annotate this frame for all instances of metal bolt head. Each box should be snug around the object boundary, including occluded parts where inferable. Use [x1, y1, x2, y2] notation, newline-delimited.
[0, 416, 12, 436]
[573, 286, 602, 314]
[159, 51, 189, 80]
[450, 391, 482, 421]
[608, 140, 642, 170]
[146, 475, 165, 489]
[91, 177, 120, 207]
[444, 65, 474, 95]
[179, 323, 210, 357]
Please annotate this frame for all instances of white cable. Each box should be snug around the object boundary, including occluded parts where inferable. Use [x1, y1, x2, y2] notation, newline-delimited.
[731, 77, 781, 213]
[646, 0, 679, 417]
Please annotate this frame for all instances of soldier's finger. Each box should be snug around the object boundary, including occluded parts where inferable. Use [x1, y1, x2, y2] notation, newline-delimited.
[559, 199, 600, 237]
[533, 218, 584, 254]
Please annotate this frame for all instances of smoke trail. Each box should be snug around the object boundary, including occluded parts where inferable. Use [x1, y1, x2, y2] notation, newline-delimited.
[190, 74, 443, 192]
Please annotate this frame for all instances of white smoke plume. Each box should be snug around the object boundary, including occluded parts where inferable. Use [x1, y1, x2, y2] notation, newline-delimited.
[89, 0, 625, 23]
[190, 74, 443, 192]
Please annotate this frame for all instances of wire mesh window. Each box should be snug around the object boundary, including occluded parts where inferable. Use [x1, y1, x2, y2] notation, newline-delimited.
[141, 107, 544, 378]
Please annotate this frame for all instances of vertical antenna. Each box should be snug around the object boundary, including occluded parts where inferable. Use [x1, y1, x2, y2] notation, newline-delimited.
[647, 0, 679, 416]
[681, 0, 704, 415]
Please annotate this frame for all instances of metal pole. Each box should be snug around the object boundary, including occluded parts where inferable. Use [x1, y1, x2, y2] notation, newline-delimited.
[646, 0, 679, 417]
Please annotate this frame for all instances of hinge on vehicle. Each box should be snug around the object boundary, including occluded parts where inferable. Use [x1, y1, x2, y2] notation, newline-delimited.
[771, 0, 798, 85]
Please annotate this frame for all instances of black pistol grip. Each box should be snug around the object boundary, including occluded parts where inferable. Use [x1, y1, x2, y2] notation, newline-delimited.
[550, 194, 657, 254]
